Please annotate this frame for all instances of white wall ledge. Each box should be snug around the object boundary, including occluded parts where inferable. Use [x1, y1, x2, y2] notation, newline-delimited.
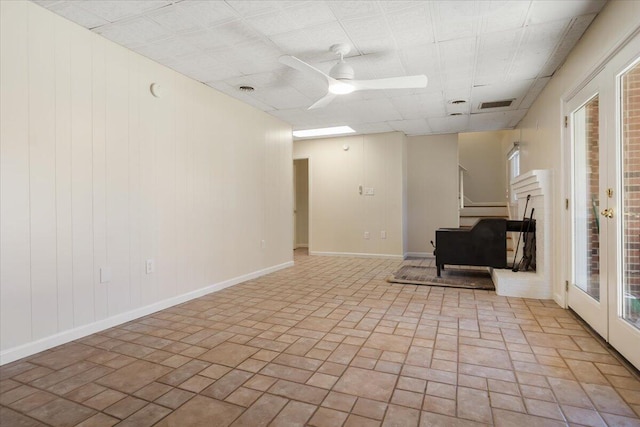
[493, 169, 553, 299]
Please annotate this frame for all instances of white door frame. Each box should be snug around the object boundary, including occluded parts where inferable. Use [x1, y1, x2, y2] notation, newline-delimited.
[562, 29, 640, 370]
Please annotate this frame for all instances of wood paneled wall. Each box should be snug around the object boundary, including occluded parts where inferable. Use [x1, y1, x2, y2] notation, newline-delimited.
[0, 1, 293, 361]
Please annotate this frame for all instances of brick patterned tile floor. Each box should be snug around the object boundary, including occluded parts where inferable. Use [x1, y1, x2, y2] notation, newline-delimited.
[1, 250, 639, 426]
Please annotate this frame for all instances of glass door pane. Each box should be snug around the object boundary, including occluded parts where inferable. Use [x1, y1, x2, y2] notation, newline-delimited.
[573, 95, 601, 300]
[621, 60, 640, 330]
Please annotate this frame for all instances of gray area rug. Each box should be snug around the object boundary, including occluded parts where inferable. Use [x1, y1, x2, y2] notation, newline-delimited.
[388, 265, 495, 290]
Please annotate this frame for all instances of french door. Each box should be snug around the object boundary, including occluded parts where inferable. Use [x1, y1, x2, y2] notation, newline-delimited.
[568, 34, 640, 370]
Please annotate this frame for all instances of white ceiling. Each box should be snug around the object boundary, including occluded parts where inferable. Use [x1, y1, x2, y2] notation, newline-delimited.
[35, 0, 607, 137]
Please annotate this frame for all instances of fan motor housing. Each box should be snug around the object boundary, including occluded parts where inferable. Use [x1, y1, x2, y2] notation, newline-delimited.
[330, 61, 355, 80]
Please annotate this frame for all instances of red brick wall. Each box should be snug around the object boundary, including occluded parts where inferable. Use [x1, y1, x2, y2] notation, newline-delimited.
[586, 97, 600, 299]
[622, 61, 640, 322]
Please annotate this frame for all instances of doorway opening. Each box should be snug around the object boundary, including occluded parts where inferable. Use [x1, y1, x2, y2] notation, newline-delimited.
[293, 158, 309, 251]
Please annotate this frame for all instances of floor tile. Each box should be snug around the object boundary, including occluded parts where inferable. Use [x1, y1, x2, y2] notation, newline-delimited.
[270, 400, 317, 426]
[154, 395, 243, 427]
[2, 250, 640, 427]
[96, 360, 171, 394]
[333, 367, 397, 402]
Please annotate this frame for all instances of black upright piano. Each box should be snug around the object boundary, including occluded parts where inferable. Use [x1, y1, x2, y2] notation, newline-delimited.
[434, 218, 535, 277]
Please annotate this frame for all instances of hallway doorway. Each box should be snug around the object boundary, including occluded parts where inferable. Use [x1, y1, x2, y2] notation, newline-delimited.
[293, 158, 309, 250]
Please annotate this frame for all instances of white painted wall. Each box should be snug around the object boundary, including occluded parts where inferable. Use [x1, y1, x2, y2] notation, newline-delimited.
[293, 132, 405, 258]
[0, 1, 293, 362]
[514, 0, 640, 305]
[458, 131, 508, 204]
[406, 134, 459, 255]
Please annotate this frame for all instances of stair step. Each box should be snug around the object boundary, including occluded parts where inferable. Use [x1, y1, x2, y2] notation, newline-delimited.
[460, 206, 509, 217]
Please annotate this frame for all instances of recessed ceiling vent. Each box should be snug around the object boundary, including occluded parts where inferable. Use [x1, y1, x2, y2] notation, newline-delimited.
[479, 99, 514, 109]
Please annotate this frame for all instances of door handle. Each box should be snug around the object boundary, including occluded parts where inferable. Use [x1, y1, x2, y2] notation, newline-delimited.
[600, 208, 614, 218]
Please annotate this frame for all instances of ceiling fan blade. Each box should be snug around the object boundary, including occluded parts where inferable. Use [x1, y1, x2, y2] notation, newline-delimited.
[279, 55, 333, 85]
[351, 75, 428, 91]
[308, 93, 337, 110]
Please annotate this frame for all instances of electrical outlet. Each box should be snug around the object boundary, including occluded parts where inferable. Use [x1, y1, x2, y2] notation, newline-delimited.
[100, 267, 111, 283]
[261, 240, 266, 249]
[381, 231, 386, 239]
[146, 259, 154, 274]
[364, 231, 370, 240]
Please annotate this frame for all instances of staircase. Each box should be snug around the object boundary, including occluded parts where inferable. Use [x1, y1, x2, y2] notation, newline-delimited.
[459, 203, 516, 266]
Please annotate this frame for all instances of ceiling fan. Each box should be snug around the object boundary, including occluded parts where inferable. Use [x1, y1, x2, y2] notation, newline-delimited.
[279, 43, 428, 109]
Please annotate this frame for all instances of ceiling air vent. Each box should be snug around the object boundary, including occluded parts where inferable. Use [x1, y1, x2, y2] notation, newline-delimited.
[479, 99, 514, 109]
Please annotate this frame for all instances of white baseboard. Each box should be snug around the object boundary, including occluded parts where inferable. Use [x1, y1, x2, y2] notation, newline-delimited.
[294, 244, 309, 248]
[0, 261, 294, 366]
[309, 251, 403, 260]
[404, 252, 434, 259]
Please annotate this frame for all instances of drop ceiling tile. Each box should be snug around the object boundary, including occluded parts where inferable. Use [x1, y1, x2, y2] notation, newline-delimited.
[225, 0, 282, 17]
[95, 16, 172, 49]
[147, 4, 202, 34]
[475, 30, 521, 85]
[269, 30, 315, 57]
[78, 1, 170, 23]
[469, 110, 526, 131]
[136, 37, 201, 62]
[387, 3, 434, 47]
[270, 108, 325, 127]
[471, 79, 533, 113]
[508, 51, 555, 81]
[185, 64, 238, 83]
[37, 0, 608, 137]
[343, 98, 403, 123]
[390, 93, 446, 120]
[302, 21, 353, 53]
[178, 1, 239, 28]
[527, 0, 606, 25]
[49, 2, 109, 29]
[181, 30, 226, 51]
[229, 40, 283, 75]
[508, 109, 528, 127]
[253, 86, 311, 110]
[388, 118, 432, 135]
[480, 0, 530, 34]
[427, 115, 470, 133]
[398, 43, 440, 87]
[445, 101, 471, 115]
[539, 14, 596, 77]
[379, 1, 425, 14]
[245, 10, 301, 36]
[329, 1, 381, 20]
[285, 2, 336, 28]
[350, 122, 395, 134]
[341, 15, 391, 48]
[283, 71, 328, 99]
[439, 37, 476, 70]
[518, 19, 570, 53]
[356, 54, 407, 80]
[209, 20, 262, 48]
[518, 77, 550, 109]
[432, 0, 481, 42]
[225, 71, 284, 91]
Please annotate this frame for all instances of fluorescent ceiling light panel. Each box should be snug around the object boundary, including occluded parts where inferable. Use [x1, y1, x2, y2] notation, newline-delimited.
[293, 126, 355, 138]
